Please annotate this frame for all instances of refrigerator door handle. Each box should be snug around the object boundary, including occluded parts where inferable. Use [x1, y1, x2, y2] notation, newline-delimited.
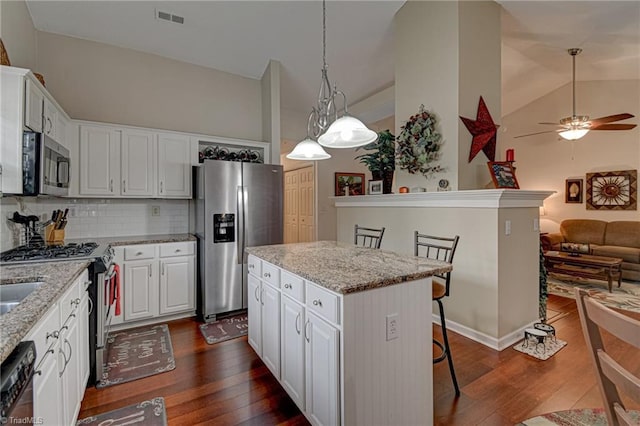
[237, 185, 244, 264]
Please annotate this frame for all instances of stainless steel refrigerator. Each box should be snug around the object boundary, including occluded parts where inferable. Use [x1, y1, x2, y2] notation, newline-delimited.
[194, 160, 283, 322]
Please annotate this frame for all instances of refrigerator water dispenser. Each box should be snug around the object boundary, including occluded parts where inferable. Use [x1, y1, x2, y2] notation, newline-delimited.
[213, 214, 235, 243]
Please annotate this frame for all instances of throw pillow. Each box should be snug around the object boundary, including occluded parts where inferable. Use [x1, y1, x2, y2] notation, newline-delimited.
[560, 242, 590, 255]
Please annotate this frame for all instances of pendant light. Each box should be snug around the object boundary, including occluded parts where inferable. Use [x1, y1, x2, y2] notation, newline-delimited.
[307, 0, 377, 149]
[286, 112, 332, 161]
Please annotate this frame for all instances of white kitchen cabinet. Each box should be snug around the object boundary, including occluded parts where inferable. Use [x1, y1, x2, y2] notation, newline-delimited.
[115, 241, 196, 328]
[123, 259, 159, 321]
[121, 129, 155, 197]
[159, 256, 195, 315]
[56, 112, 69, 148]
[248, 274, 262, 354]
[79, 282, 90, 388]
[25, 77, 44, 132]
[60, 311, 81, 426]
[79, 125, 121, 196]
[43, 97, 57, 139]
[305, 311, 339, 426]
[158, 133, 192, 198]
[281, 295, 305, 408]
[261, 282, 281, 378]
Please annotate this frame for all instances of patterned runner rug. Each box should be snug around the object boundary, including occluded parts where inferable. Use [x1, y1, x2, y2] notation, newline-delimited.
[77, 397, 167, 425]
[199, 312, 248, 344]
[547, 272, 640, 313]
[517, 407, 640, 425]
[97, 324, 175, 389]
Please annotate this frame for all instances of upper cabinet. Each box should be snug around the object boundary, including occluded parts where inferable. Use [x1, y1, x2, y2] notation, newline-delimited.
[25, 78, 44, 132]
[79, 124, 192, 199]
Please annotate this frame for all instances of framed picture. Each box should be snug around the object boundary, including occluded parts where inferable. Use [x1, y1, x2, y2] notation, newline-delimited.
[565, 178, 583, 203]
[368, 180, 383, 195]
[335, 172, 365, 196]
[487, 162, 519, 189]
[586, 169, 637, 210]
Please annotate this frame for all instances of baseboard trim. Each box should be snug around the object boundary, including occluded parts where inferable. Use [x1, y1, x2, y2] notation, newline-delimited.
[111, 311, 196, 332]
[432, 313, 537, 351]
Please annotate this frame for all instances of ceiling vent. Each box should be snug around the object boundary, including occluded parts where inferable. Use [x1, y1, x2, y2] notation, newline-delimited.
[155, 9, 184, 24]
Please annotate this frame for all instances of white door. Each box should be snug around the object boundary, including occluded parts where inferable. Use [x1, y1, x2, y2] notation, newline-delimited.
[284, 171, 299, 243]
[25, 78, 43, 132]
[79, 125, 121, 196]
[159, 256, 195, 314]
[281, 295, 305, 408]
[298, 167, 315, 242]
[261, 282, 281, 378]
[305, 312, 339, 426]
[123, 260, 158, 321]
[121, 130, 155, 197]
[247, 274, 262, 355]
[157, 133, 191, 198]
[33, 348, 63, 426]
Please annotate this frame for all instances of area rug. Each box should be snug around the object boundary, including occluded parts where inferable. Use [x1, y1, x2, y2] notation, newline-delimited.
[97, 324, 175, 389]
[199, 312, 248, 344]
[547, 272, 640, 314]
[77, 397, 167, 425]
[517, 407, 640, 425]
[513, 337, 567, 361]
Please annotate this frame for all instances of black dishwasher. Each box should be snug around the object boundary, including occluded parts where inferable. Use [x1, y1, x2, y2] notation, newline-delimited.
[1, 341, 36, 425]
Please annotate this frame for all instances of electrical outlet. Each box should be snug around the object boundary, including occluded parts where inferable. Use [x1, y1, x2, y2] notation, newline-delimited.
[505, 220, 511, 235]
[151, 206, 160, 216]
[386, 313, 399, 341]
[533, 218, 540, 231]
[69, 207, 76, 217]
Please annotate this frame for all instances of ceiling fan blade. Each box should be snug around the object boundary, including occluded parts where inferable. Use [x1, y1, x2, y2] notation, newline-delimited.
[591, 123, 637, 131]
[514, 130, 559, 138]
[537, 122, 562, 126]
[589, 113, 635, 126]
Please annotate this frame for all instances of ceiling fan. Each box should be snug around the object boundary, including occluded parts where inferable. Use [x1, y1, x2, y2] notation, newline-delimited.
[515, 48, 637, 140]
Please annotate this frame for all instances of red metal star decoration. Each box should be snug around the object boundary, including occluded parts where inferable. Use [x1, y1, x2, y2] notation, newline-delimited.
[460, 96, 499, 162]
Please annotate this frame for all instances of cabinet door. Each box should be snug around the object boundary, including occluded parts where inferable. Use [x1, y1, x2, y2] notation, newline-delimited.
[121, 130, 155, 196]
[55, 113, 68, 148]
[33, 347, 63, 426]
[60, 317, 81, 425]
[247, 274, 262, 355]
[79, 290, 90, 387]
[305, 312, 339, 426]
[123, 260, 158, 321]
[159, 256, 195, 314]
[157, 133, 191, 198]
[79, 125, 121, 196]
[43, 98, 57, 138]
[281, 295, 305, 408]
[261, 283, 281, 378]
[24, 78, 43, 132]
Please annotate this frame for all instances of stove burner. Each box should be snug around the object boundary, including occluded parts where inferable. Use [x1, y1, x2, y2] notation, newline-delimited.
[1, 242, 98, 262]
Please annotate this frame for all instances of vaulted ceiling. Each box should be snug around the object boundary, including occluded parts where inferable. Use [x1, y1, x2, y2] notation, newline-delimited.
[26, 1, 640, 118]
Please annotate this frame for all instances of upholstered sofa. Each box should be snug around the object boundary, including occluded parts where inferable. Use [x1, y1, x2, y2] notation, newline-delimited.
[541, 219, 640, 281]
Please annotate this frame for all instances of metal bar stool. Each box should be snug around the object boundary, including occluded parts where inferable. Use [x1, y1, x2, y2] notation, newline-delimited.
[414, 231, 461, 396]
[354, 225, 385, 249]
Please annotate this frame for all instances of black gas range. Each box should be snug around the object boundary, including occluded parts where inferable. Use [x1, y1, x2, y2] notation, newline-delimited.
[0, 241, 112, 272]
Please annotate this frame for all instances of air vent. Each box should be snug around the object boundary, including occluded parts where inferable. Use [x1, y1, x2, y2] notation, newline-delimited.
[155, 9, 184, 25]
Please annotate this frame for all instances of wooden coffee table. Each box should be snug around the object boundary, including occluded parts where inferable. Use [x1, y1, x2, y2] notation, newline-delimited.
[543, 251, 623, 293]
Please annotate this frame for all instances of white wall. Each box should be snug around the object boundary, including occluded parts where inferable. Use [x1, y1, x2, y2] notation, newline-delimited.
[1, 197, 188, 250]
[0, 0, 37, 70]
[262, 60, 281, 163]
[501, 79, 640, 232]
[35, 31, 264, 141]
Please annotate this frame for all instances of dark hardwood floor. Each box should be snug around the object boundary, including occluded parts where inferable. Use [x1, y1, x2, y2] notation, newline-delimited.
[79, 294, 640, 425]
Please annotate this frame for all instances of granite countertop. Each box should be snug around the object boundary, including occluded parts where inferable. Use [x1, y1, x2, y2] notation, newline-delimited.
[0, 260, 90, 363]
[73, 233, 197, 246]
[245, 241, 452, 294]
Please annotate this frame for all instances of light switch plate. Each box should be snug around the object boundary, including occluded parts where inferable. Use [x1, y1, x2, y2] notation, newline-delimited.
[151, 206, 160, 216]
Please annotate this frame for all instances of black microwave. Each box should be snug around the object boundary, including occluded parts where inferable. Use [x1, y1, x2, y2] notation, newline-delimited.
[22, 132, 70, 196]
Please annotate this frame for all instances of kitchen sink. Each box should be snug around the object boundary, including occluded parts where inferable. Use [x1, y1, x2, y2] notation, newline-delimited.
[0, 281, 44, 315]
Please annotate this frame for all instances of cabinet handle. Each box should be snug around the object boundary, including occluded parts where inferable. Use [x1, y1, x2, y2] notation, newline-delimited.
[136, 251, 143, 256]
[46, 117, 52, 133]
[110, 179, 114, 193]
[34, 348, 55, 376]
[284, 283, 292, 289]
[304, 320, 311, 342]
[313, 299, 323, 307]
[149, 265, 152, 277]
[249, 264, 254, 269]
[162, 263, 165, 276]
[88, 297, 94, 315]
[254, 285, 260, 302]
[264, 272, 271, 278]
[260, 288, 264, 305]
[175, 249, 181, 253]
[295, 312, 301, 335]
[46, 330, 59, 341]
[123, 180, 126, 193]
[160, 181, 163, 194]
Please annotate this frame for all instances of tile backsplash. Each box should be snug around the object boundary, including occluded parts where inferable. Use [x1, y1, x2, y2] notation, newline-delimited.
[1, 197, 189, 251]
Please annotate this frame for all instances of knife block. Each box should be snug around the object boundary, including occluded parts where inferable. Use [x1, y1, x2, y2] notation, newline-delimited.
[45, 224, 65, 244]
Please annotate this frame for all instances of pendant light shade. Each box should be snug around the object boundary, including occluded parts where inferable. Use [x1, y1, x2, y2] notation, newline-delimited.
[559, 128, 589, 140]
[286, 138, 331, 160]
[317, 115, 378, 148]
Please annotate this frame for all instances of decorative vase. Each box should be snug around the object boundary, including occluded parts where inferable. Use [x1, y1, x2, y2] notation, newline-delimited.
[382, 170, 394, 194]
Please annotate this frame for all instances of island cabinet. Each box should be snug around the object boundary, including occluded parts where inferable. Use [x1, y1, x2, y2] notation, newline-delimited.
[246, 241, 450, 426]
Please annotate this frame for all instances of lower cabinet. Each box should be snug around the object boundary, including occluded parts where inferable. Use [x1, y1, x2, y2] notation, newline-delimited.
[27, 269, 90, 426]
[247, 273, 281, 379]
[113, 241, 196, 327]
[280, 295, 305, 408]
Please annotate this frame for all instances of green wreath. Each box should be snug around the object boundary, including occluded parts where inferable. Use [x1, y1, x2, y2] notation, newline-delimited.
[396, 105, 444, 177]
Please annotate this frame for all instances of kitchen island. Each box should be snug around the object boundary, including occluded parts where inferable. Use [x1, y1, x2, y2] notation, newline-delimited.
[245, 241, 452, 426]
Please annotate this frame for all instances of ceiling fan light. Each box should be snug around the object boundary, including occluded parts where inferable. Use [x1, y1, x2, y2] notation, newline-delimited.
[317, 115, 378, 148]
[559, 128, 589, 141]
[286, 138, 331, 160]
